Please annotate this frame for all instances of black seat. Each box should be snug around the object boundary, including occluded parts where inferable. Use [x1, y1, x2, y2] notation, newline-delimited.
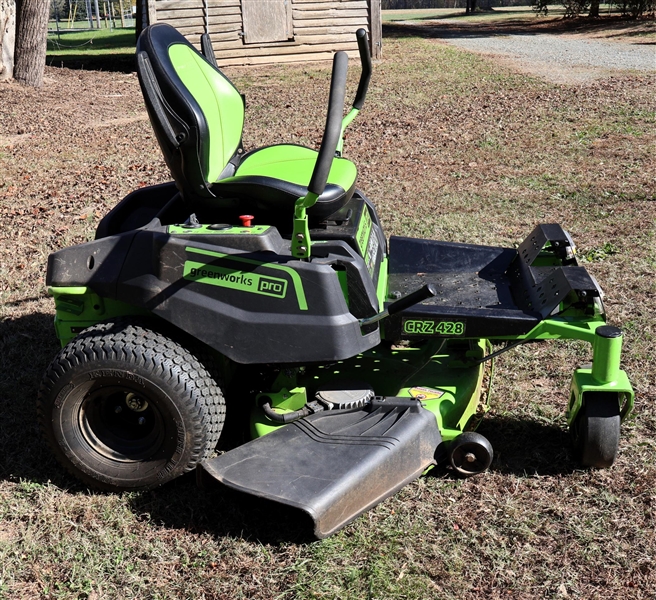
[136, 24, 357, 219]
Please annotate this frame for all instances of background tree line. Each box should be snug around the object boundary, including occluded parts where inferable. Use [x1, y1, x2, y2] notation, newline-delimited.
[532, 0, 655, 17]
[382, 0, 655, 16]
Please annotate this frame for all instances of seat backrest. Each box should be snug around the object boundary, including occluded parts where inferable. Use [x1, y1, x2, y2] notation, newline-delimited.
[136, 23, 244, 200]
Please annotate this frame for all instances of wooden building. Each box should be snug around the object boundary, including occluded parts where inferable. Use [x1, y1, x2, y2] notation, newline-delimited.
[139, 0, 382, 66]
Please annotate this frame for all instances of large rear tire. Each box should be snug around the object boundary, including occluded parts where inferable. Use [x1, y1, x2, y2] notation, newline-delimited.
[38, 320, 225, 491]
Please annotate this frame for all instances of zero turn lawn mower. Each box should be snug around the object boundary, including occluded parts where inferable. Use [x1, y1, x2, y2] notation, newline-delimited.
[39, 24, 634, 538]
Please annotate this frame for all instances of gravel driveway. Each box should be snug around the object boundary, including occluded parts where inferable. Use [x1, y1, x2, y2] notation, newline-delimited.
[445, 33, 654, 82]
[395, 21, 656, 83]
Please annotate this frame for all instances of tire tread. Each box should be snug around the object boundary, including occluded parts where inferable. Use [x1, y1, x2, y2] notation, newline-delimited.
[38, 319, 226, 491]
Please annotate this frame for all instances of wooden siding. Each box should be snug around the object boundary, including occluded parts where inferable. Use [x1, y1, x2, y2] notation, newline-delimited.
[152, 0, 379, 66]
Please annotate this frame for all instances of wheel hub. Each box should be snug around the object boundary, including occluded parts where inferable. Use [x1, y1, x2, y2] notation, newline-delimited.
[79, 385, 164, 462]
[125, 392, 149, 412]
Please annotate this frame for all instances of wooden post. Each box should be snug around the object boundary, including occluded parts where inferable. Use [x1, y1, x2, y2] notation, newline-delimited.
[86, 0, 94, 28]
[118, 0, 125, 28]
[94, 0, 101, 28]
[147, 0, 157, 25]
[54, 1, 61, 36]
[369, 0, 382, 60]
[109, 1, 116, 28]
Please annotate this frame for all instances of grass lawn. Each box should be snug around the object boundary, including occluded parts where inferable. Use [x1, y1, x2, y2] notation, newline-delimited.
[47, 27, 136, 71]
[1, 15, 655, 600]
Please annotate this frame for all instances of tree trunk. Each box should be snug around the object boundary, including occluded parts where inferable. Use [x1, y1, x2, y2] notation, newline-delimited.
[0, 0, 16, 81]
[13, 0, 49, 87]
[589, 0, 600, 16]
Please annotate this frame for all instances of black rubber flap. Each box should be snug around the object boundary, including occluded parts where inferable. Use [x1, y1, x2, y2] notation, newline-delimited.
[202, 398, 441, 538]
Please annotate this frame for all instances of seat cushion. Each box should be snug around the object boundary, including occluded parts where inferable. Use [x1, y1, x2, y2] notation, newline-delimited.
[212, 144, 357, 218]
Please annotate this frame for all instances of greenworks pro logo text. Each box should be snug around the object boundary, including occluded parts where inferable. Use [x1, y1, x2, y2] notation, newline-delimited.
[184, 261, 288, 299]
[356, 208, 373, 257]
[403, 319, 465, 336]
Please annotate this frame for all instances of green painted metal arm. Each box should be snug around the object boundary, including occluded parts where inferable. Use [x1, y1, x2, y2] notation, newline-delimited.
[491, 317, 603, 344]
[337, 108, 359, 155]
[292, 193, 319, 259]
[337, 29, 371, 154]
[490, 317, 634, 423]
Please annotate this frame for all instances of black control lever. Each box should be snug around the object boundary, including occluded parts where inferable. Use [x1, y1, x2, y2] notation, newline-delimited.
[353, 28, 371, 110]
[359, 284, 437, 327]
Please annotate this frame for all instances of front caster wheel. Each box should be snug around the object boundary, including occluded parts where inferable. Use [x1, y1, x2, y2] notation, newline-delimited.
[38, 320, 226, 491]
[448, 432, 493, 477]
[570, 393, 620, 468]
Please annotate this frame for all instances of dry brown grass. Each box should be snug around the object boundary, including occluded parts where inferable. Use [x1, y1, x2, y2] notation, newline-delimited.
[1, 23, 654, 599]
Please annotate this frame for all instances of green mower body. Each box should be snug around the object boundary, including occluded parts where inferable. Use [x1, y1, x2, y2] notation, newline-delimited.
[40, 24, 634, 538]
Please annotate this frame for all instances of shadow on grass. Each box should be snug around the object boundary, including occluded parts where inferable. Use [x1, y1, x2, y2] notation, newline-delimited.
[383, 15, 655, 43]
[0, 311, 66, 486]
[386, 9, 530, 23]
[477, 413, 576, 476]
[0, 312, 579, 542]
[46, 53, 136, 73]
[0, 311, 315, 543]
[46, 28, 137, 72]
[129, 474, 318, 545]
[47, 30, 136, 51]
[129, 413, 579, 543]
